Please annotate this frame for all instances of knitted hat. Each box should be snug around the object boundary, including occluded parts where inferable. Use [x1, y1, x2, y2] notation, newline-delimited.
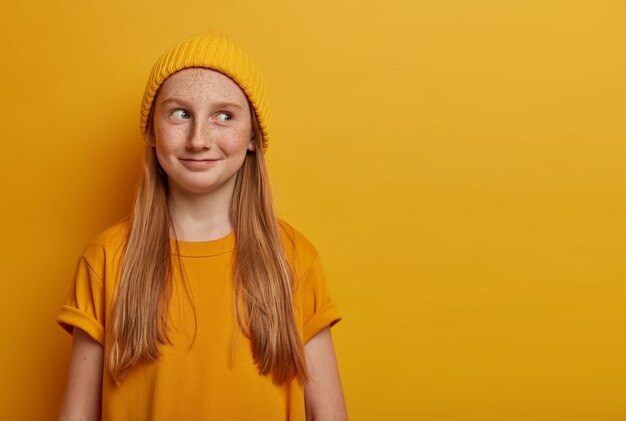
[139, 31, 271, 150]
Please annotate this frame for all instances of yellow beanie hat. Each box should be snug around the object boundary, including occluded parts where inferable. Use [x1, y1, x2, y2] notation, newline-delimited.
[139, 31, 271, 150]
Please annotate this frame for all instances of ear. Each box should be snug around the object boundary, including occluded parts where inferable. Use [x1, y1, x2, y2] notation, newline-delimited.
[247, 130, 256, 152]
[146, 126, 156, 147]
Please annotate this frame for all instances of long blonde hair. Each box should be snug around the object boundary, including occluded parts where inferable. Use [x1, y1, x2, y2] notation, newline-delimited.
[105, 107, 308, 386]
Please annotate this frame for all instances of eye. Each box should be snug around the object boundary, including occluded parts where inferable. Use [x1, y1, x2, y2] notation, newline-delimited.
[216, 112, 232, 122]
[171, 109, 190, 119]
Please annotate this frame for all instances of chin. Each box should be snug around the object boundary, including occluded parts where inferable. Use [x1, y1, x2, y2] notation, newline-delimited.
[168, 173, 238, 197]
[180, 184, 220, 195]
[174, 179, 229, 196]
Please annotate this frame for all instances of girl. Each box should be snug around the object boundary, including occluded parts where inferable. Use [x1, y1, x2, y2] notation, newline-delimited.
[57, 31, 348, 421]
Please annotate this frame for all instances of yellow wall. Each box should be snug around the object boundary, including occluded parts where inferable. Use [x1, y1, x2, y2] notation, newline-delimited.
[2, 1, 625, 419]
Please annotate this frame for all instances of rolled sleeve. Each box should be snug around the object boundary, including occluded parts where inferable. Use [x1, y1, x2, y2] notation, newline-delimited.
[301, 253, 342, 344]
[56, 254, 106, 346]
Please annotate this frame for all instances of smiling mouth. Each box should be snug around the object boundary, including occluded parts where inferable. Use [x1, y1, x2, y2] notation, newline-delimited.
[179, 158, 220, 169]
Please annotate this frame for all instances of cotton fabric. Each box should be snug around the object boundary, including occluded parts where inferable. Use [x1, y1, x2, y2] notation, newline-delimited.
[56, 219, 341, 420]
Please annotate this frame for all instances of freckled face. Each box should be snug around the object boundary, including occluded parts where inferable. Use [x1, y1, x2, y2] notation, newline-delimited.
[150, 68, 254, 197]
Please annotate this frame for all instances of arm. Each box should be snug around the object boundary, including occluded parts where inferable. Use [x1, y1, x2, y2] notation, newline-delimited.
[304, 327, 348, 421]
[58, 327, 104, 421]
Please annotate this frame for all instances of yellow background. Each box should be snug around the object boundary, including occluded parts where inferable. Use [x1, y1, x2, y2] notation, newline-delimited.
[1, 1, 625, 419]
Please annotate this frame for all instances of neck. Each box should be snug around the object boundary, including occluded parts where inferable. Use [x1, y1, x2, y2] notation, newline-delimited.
[167, 182, 235, 242]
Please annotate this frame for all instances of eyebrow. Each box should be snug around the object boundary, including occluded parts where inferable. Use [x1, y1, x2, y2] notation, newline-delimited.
[160, 97, 245, 110]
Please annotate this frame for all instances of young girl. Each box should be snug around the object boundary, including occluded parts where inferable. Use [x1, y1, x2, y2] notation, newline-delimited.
[56, 31, 347, 421]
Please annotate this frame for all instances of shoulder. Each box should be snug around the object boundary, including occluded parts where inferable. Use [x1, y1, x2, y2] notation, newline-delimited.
[277, 218, 319, 258]
[80, 217, 130, 268]
[277, 218, 321, 278]
[88, 217, 130, 248]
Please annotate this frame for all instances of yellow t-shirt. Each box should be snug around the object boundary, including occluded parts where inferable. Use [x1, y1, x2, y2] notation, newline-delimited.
[56, 219, 342, 421]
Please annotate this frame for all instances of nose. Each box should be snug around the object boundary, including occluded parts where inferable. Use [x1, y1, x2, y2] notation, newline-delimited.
[187, 118, 213, 151]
